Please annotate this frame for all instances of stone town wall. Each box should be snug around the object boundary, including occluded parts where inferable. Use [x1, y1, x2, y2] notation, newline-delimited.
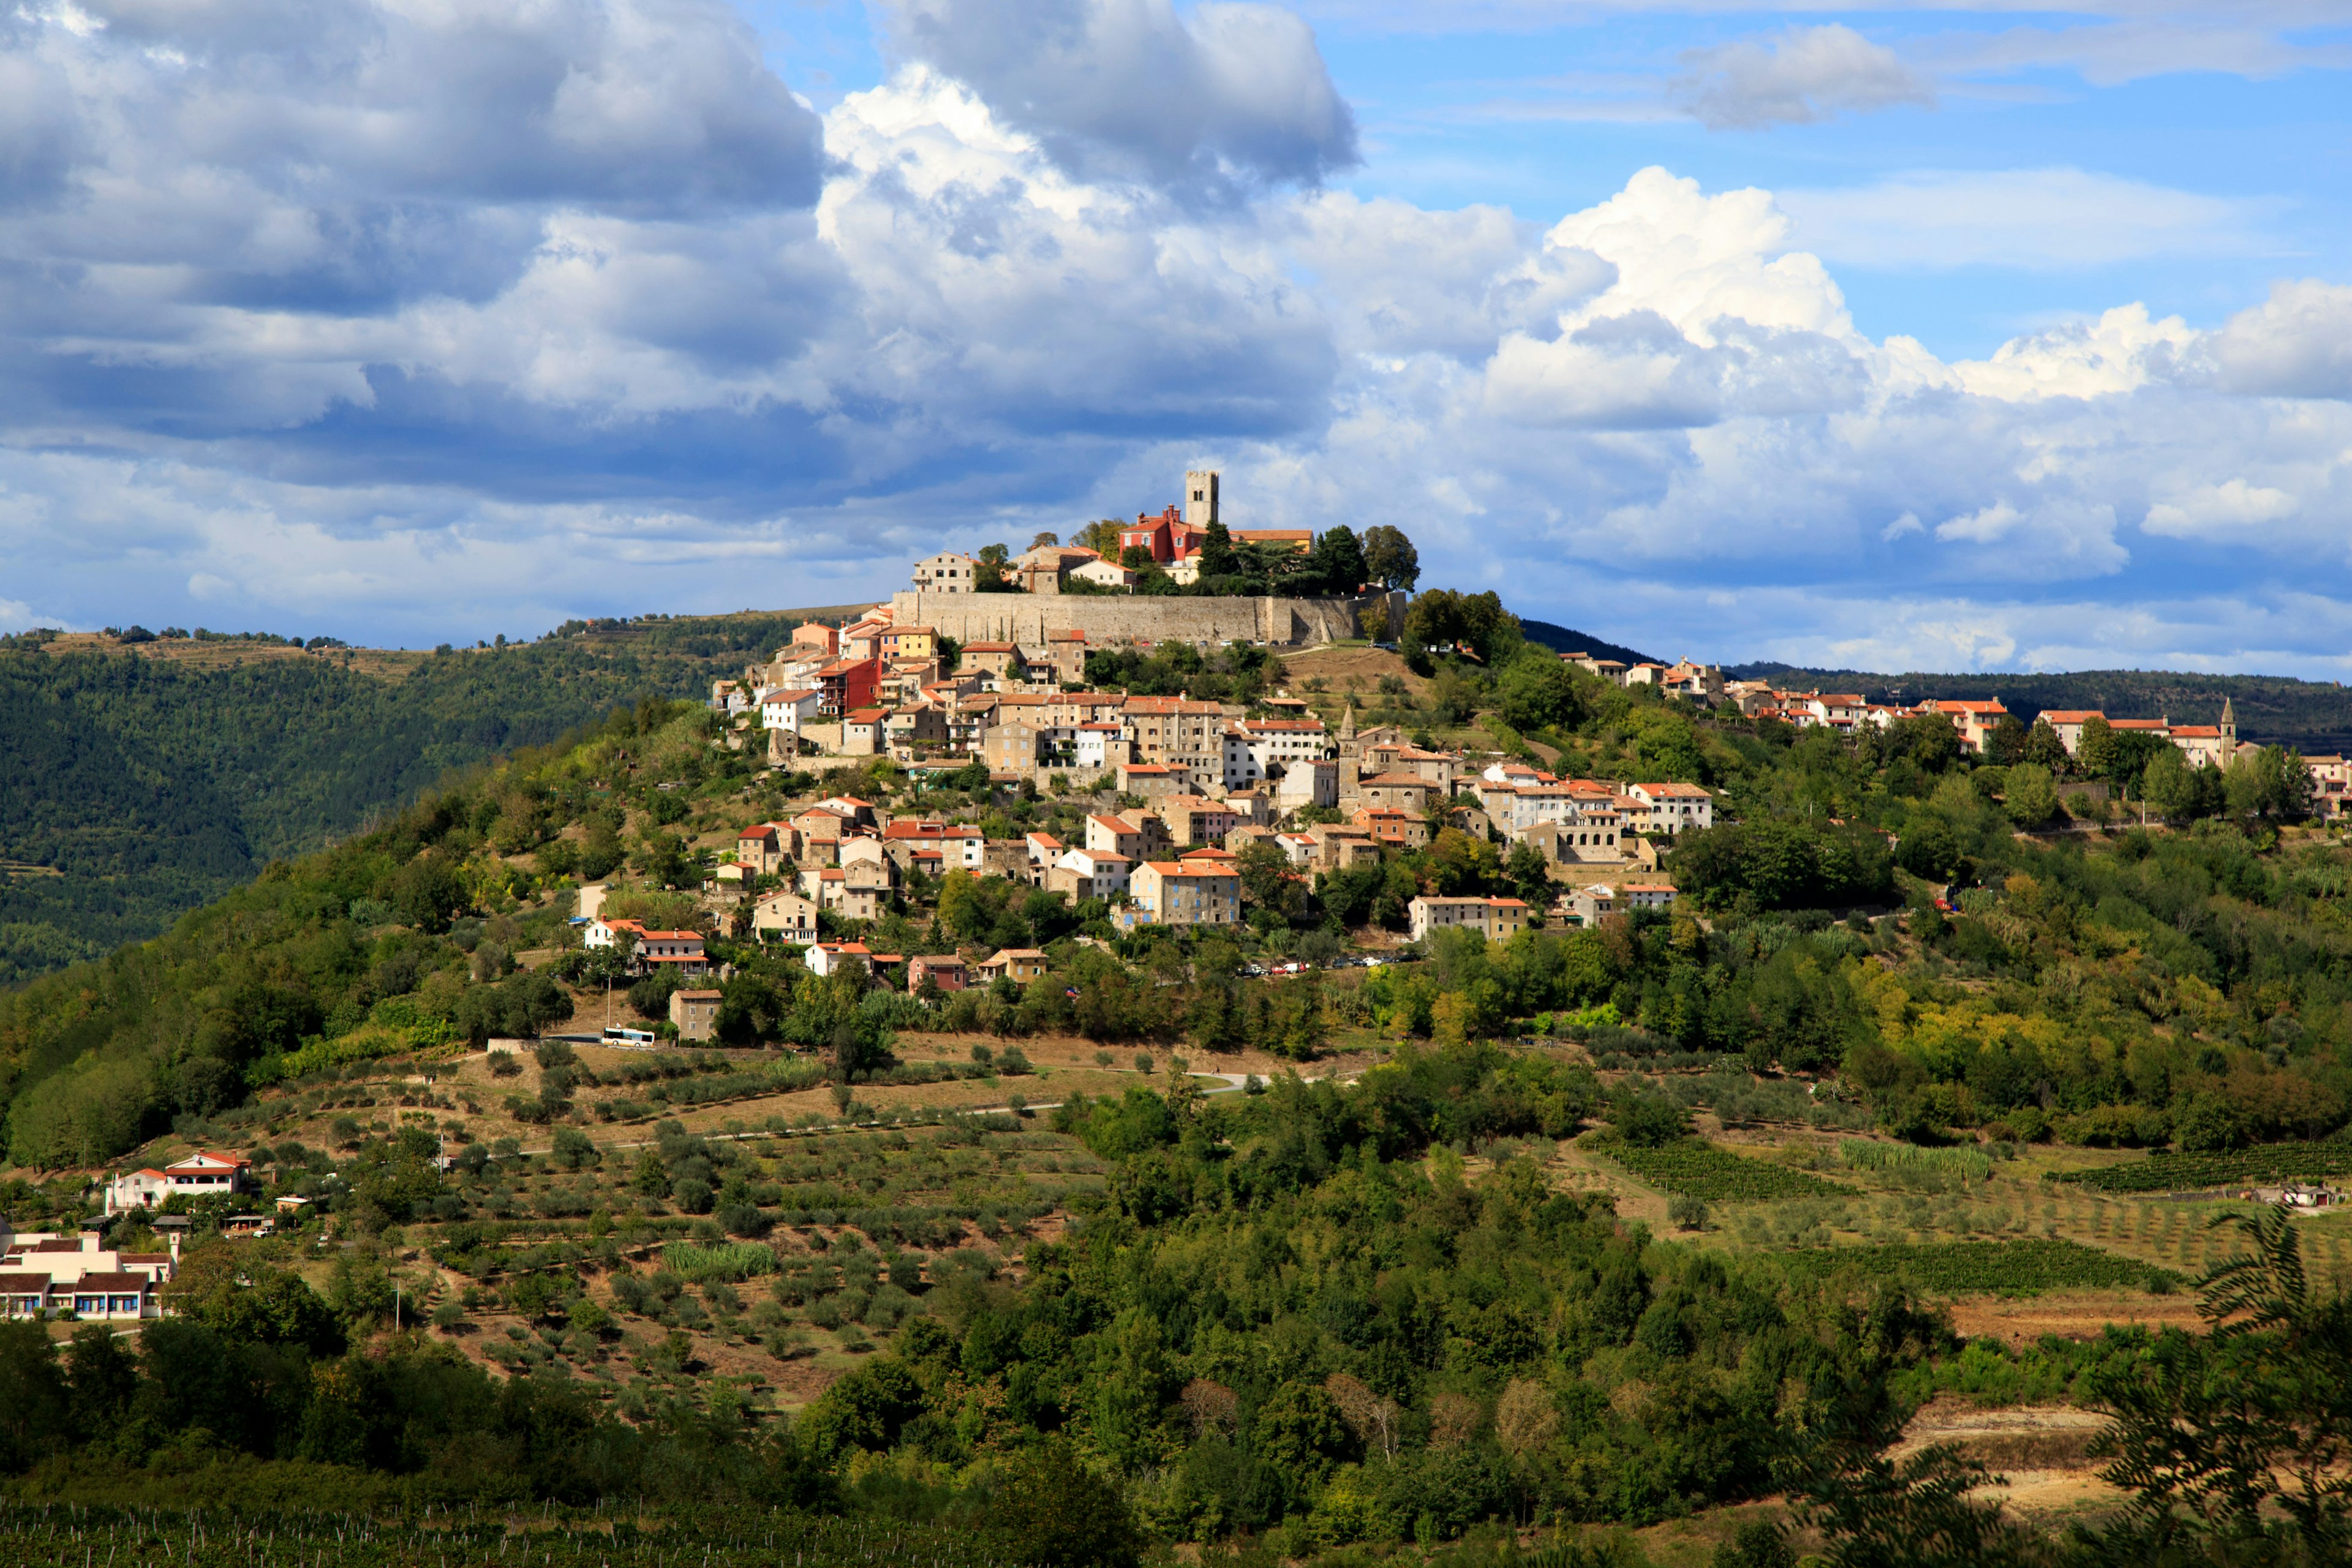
[886, 590, 1403, 648]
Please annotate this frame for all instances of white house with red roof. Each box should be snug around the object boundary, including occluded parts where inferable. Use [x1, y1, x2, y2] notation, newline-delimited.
[102, 1151, 250, 1215]
[1052, 846, 1133, 899]
[1023, 831, 1064, 880]
[758, 687, 823, 734]
[1408, 895, 1530, 943]
[587, 918, 704, 975]
[1918, 698, 2011, 754]
[632, 930, 708, 976]
[1085, 813, 1147, 859]
[883, 818, 985, 870]
[1570, 882, 1676, 924]
[2035, 709, 2104, 755]
[805, 941, 874, 978]
[165, 1151, 252, 1199]
[105, 1168, 169, 1213]
[1626, 782, 1714, 835]
[585, 916, 644, 951]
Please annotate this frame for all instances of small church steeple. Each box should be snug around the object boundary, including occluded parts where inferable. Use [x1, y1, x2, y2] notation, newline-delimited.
[2221, 696, 2236, 748]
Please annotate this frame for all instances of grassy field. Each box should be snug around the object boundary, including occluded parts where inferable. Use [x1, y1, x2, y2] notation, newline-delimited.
[0, 1505, 989, 1568]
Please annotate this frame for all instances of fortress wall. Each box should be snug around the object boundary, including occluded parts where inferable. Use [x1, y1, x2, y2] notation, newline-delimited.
[888, 590, 1402, 648]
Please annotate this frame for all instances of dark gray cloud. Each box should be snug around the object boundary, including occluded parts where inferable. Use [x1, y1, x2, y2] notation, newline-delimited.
[876, 0, 1358, 195]
[2214, 280, 2352, 399]
[1669, 24, 1932, 130]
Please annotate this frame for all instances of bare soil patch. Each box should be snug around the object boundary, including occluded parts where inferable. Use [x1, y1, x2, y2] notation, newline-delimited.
[1891, 1397, 2125, 1519]
[1278, 644, 1429, 701]
[1945, 1292, 2211, 1345]
[1547, 1139, 1662, 1226]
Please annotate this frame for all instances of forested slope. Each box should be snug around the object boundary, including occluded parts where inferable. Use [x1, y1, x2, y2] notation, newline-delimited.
[0, 612, 848, 983]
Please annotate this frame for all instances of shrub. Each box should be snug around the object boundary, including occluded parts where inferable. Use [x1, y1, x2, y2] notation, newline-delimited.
[663, 1241, 777, 1283]
[717, 1202, 770, 1237]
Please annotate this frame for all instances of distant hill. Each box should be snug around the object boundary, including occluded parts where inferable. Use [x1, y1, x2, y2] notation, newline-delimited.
[0, 608, 870, 984]
[1518, 617, 1659, 669]
[1730, 663, 2352, 754]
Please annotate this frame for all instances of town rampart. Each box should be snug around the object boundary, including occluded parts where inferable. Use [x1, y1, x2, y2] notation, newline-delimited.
[886, 590, 1403, 648]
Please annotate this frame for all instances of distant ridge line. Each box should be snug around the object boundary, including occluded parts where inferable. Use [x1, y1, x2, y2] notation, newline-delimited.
[1730, 663, 2352, 753]
[1517, 616, 1658, 669]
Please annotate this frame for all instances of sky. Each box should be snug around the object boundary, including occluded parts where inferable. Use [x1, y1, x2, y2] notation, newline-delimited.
[0, 1, 2349, 674]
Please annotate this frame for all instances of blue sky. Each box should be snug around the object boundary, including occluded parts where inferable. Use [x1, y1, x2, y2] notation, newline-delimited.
[1, 0, 2350, 674]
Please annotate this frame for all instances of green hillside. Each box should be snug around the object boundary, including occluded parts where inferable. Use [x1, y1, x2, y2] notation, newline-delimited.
[0, 611, 866, 984]
[7, 603, 2352, 1564]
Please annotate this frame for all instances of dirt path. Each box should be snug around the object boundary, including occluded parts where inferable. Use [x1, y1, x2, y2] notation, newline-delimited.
[1547, 1139, 1667, 1226]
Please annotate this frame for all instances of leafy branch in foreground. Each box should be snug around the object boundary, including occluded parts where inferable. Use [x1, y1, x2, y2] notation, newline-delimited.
[2073, 1205, 2352, 1566]
[1789, 1205, 2352, 1568]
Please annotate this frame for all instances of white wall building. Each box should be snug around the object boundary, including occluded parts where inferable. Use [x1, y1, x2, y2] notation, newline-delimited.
[758, 687, 823, 733]
[1221, 719, 1332, 790]
[912, 552, 979, 592]
[1054, 847, 1133, 899]
[1626, 783, 1714, 835]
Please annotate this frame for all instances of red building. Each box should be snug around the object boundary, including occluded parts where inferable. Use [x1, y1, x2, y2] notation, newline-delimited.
[1120, 505, 1205, 565]
[818, 657, 880, 718]
[1118, 505, 1311, 567]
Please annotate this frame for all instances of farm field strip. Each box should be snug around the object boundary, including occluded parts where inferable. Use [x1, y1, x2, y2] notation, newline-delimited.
[1596, 1138, 1853, 1202]
[2052, 1143, 2352, 1193]
[1774, 1237, 2176, 1296]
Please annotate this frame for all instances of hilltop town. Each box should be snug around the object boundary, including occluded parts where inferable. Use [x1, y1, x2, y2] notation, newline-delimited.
[674, 472, 2343, 1012]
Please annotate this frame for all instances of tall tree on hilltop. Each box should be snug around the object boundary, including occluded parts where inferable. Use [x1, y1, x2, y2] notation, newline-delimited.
[974, 543, 1017, 593]
[1362, 526, 1420, 591]
[1309, 524, 1367, 594]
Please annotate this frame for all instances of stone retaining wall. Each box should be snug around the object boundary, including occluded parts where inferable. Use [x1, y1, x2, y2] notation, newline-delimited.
[887, 590, 1403, 648]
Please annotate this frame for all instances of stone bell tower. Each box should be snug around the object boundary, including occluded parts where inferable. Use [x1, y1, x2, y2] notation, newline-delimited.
[1184, 469, 1219, 530]
[2221, 696, 2236, 750]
